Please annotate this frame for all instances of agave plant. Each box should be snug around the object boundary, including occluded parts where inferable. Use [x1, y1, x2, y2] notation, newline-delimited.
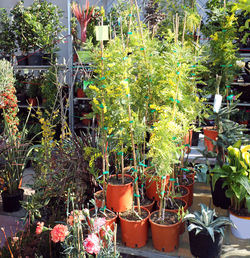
[183, 204, 234, 242]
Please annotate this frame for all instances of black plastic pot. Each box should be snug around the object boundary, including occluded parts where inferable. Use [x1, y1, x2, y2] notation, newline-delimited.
[16, 55, 28, 65]
[28, 52, 43, 65]
[191, 131, 199, 146]
[210, 177, 231, 209]
[188, 229, 223, 258]
[1, 189, 24, 212]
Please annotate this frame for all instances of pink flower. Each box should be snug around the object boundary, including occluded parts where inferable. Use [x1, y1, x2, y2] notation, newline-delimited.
[83, 233, 101, 254]
[36, 222, 44, 235]
[51, 224, 69, 243]
[93, 217, 106, 232]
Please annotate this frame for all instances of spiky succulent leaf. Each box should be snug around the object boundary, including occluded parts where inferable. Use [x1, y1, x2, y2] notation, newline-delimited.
[206, 227, 215, 242]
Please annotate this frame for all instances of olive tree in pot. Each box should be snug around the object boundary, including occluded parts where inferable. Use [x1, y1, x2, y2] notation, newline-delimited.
[183, 204, 234, 258]
[212, 141, 250, 239]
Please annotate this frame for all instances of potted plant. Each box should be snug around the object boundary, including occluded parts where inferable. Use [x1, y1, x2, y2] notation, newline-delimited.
[11, 1, 33, 65]
[27, 77, 42, 106]
[0, 60, 33, 212]
[212, 141, 250, 239]
[71, 0, 101, 63]
[183, 204, 234, 258]
[0, 8, 16, 61]
[41, 67, 58, 110]
[24, 0, 65, 65]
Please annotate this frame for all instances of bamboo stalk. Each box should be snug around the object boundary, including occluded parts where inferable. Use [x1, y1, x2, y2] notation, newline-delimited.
[128, 104, 141, 214]
[100, 16, 107, 206]
[109, 13, 112, 40]
[182, 12, 187, 45]
[159, 176, 167, 218]
[176, 13, 179, 43]
[114, 223, 117, 256]
[121, 143, 125, 184]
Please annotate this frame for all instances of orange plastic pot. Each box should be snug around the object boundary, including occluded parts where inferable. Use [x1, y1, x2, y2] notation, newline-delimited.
[157, 198, 187, 235]
[94, 190, 104, 208]
[157, 198, 188, 212]
[28, 98, 37, 106]
[145, 171, 170, 201]
[203, 127, 218, 152]
[142, 199, 155, 213]
[178, 176, 194, 207]
[174, 185, 190, 207]
[149, 210, 181, 252]
[81, 113, 91, 126]
[77, 88, 85, 98]
[89, 208, 118, 232]
[119, 206, 150, 248]
[106, 174, 133, 212]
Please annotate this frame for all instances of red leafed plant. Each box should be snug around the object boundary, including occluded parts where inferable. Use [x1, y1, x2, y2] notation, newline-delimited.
[71, 0, 100, 44]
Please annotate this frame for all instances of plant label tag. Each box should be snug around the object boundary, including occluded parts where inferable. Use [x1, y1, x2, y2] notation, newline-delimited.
[213, 94, 222, 113]
[95, 26, 109, 41]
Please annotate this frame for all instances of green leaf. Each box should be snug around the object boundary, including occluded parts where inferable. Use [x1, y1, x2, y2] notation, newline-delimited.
[238, 176, 250, 195]
[206, 227, 215, 242]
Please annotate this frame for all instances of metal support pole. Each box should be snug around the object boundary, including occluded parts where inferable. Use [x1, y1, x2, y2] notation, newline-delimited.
[67, 0, 74, 132]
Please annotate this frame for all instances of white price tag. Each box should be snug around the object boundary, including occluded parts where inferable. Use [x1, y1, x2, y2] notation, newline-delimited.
[213, 94, 222, 113]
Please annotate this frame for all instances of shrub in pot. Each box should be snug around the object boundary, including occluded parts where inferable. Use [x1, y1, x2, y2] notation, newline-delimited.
[24, 0, 65, 65]
[212, 141, 250, 239]
[183, 204, 234, 258]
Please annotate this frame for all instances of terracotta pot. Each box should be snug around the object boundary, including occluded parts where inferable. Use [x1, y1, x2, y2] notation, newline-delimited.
[178, 176, 194, 207]
[106, 174, 133, 212]
[203, 127, 218, 152]
[183, 130, 193, 153]
[142, 199, 155, 213]
[94, 190, 104, 208]
[149, 210, 181, 252]
[174, 185, 190, 208]
[28, 98, 37, 106]
[119, 206, 150, 248]
[77, 88, 85, 98]
[145, 169, 170, 201]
